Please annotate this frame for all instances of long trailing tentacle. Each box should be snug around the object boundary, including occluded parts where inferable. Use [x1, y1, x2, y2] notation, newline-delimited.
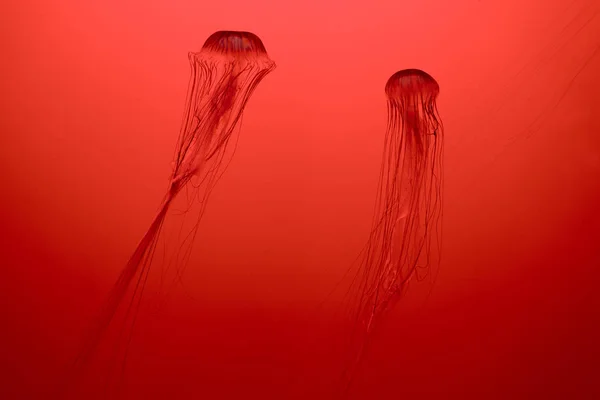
[63, 188, 174, 398]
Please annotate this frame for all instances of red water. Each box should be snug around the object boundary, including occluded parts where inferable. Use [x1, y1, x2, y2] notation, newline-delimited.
[1, 0, 599, 398]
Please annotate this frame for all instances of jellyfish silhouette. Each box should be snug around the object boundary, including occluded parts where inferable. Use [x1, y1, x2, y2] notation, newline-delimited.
[341, 69, 444, 395]
[64, 31, 276, 396]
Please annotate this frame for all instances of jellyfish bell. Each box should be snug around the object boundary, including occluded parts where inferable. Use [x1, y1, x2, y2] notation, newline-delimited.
[204, 30, 270, 56]
[385, 69, 440, 100]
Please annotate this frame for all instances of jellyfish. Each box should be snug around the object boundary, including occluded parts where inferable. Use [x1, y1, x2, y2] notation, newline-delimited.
[340, 69, 444, 394]
[64, 31, 276, 396]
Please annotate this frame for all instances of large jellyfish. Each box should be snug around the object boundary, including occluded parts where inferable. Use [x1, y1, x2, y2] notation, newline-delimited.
[341, 69, 444, 394]
[65, 31, 276, 396]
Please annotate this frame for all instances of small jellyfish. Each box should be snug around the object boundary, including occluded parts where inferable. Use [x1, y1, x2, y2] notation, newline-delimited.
[341, 69, 444, 394]
[66, 31, 276, 396]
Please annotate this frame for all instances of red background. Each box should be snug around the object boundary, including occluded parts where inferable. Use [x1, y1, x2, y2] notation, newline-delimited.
[1, 0, 599, 398]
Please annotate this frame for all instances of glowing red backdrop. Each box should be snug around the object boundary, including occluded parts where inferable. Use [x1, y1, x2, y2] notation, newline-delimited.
[1, 0, 599, 399]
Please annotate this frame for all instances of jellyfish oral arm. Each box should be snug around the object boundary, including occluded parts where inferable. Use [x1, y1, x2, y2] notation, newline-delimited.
[169, 132, 212, 191]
